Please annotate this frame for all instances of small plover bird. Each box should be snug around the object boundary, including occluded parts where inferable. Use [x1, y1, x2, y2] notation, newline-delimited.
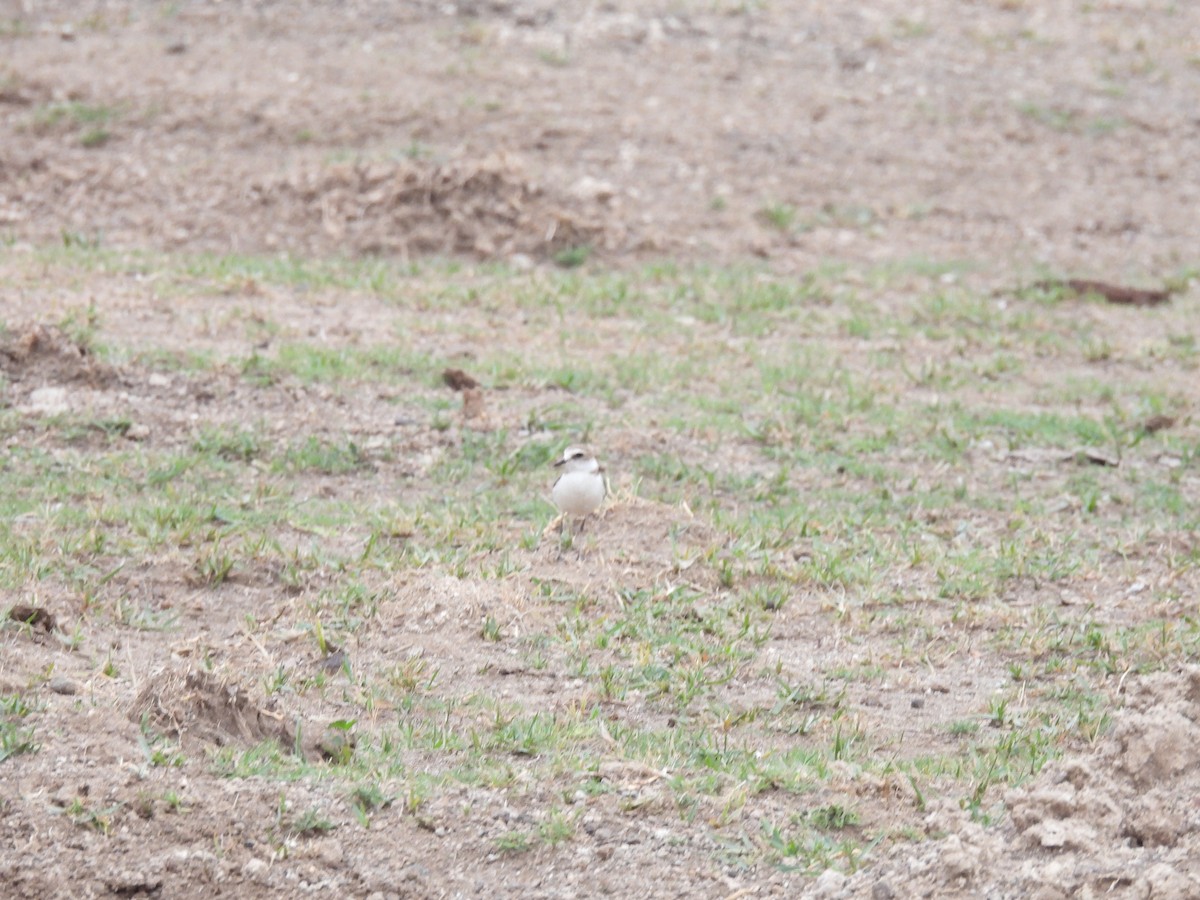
[551, 446, 606, 536]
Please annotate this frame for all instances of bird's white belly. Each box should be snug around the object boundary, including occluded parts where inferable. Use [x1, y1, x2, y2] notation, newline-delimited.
[552, 471, 605, 516]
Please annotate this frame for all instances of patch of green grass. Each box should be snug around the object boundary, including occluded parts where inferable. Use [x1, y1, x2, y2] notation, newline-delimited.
[137, 721, 187, 768]
[243, 343, 435, 387]
[538, 807, 576, 845]
[133, 347, 217, 372]
[753, 815, 873, 874]
[29, 101, 122, 148]
[0, 693, 40, 763]
[212, 740, 300, 779]
[277, 435, 371, 474]
[808, 803, 860, 831]
[61, 797, 122, 835]
[179, 252, 404, 296]
[193, 426, 263, 462]
[554, 245, 591, 268]
[1016, 101, 1078, 131]
[536, 49, 570, 68]
[162, 790, 187, 813]
[6, 245, 1200, 879]
[758, 203, 798, 233]
[893, 17, 931, 39]
[0, 17, 31, 36]
[284, 805, 336, 837]
[495, 830, 533, 853]
[116, 597, 180, 631]
[953, 408, 1110, 449]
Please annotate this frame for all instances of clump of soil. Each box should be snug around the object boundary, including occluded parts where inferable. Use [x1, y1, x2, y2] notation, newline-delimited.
[253, 154, 611, 260]
[0, 323, 115, 388]
[6, 604, 57, 632]
[129, 668, 294, 751]
[845, 667, 1200, 899]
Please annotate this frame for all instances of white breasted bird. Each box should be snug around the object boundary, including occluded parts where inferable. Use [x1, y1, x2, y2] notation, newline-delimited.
[551, 446, 606, 536]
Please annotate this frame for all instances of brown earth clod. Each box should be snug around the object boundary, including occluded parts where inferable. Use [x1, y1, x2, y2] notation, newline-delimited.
[1141, 414, 1177, 434]
[128, 668, 295, 751]
[442, 368, 480, 391]
[1035, 279, 1174, 308]
[0, 323, 116, 387]
[256, 155, 610, 260]
[7, 604, 57, 632]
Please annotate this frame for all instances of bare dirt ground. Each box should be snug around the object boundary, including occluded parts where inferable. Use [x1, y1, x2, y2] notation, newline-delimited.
[3, 0, 1199, 274]
[2, 1, 1200, 899]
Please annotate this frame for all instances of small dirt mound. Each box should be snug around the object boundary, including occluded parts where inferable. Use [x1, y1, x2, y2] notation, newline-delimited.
[129, 668, 294, 750]
[532, 495, 724, 591]
[844, 667, 1200, 899]
[0, 323, 115, 388]
[598, 495, 720, 559]
[254, 153, 611, 260]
